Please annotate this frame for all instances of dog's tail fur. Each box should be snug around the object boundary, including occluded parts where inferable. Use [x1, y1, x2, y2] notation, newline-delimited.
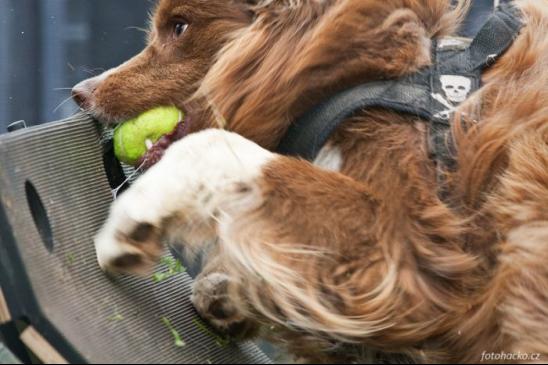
[495, 142, 548, 355]
[447, 0, 548, 360]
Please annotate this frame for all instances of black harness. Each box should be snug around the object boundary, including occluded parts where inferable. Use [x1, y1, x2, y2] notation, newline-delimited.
[277, 3, 523, 173]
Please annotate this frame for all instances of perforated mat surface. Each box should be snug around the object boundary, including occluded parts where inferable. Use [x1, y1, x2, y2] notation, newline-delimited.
[0, 115, 271, 364]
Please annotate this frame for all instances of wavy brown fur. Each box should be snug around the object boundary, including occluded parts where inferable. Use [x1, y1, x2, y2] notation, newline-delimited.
[195, 0, 547, 362]
[75, 0, 547, 362]
[197, 0, 468, 148]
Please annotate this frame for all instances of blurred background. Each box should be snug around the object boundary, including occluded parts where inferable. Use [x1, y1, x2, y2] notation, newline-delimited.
[0, 0, 496, 133]
[0, 0, 153, 132]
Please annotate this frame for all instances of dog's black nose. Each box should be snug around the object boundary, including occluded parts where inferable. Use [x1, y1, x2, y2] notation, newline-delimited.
[72, 77, 100, 110]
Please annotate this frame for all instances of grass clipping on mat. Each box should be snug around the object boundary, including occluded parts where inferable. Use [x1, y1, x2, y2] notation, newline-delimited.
[156, 258, 231, 349]
[152, 256, 186, 283]
[193, 317, 231, 348]
[108, 313, 124, 322]
[161, 316, 186, 348]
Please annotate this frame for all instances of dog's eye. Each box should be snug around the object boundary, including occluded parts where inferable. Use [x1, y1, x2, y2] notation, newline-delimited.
[174, 22, 188, 37]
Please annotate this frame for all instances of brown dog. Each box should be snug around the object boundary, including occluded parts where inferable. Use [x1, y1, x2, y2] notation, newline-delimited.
[73, 0, 548, 363]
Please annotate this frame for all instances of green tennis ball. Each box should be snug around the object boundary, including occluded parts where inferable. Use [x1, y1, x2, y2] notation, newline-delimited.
[113, 106, 183, 165]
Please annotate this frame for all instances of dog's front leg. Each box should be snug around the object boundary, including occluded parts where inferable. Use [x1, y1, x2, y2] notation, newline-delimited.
[94, 129, 274, 274]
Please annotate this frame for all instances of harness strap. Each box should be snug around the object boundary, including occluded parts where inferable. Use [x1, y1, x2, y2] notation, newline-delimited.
[277, 81, 433, 160]
[276, 3, 523, 167]
[467, 2, 523, 71]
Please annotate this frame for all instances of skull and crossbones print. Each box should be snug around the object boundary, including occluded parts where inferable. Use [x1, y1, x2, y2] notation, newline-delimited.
[432, 75, 472, 119]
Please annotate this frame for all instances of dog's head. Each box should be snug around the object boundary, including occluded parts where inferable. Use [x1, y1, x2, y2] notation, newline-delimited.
[72, 0, 254, 126]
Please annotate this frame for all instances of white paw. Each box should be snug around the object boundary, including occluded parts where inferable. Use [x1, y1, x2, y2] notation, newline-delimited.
[95, 129, 274, 273]
[94, 197, 164, 274]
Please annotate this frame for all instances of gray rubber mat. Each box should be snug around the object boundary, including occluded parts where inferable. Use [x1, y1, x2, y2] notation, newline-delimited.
[0, 114, 271, 364]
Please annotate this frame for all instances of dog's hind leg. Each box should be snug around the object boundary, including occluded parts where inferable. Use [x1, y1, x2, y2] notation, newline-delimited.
[93, 128, 381, 337]
[94, 127, 473, 361]
[191, 248, 259, 339]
